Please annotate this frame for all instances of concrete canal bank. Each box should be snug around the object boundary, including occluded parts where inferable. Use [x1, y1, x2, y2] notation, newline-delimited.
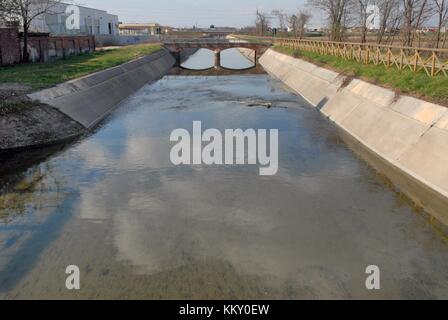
[259, 48, 448, 225]
[28, 49, 176, 129]
[1, 49, 178, 152]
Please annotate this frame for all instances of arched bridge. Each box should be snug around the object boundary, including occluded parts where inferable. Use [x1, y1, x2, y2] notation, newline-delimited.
[163, 39, 272, 69]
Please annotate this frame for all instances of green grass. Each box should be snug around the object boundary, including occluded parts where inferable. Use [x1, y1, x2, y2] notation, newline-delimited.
[0, 43, 162, 90]
[273, 45, 448, 106]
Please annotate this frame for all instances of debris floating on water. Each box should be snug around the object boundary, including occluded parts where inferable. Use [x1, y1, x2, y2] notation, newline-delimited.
[247, 102, 272, 108]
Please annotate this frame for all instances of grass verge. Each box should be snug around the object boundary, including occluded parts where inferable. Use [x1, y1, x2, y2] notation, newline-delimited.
[273, 45, 448, 106]
[0, 43, 162, 90]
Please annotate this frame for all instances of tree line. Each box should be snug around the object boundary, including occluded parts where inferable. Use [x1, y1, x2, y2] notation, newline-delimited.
[250, 0, 448, 48]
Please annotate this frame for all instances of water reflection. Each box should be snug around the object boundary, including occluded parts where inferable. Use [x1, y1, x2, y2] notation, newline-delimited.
[181, 48, 254, 70]
[221, 48, 254, 69]
[0, 73, 448, 298]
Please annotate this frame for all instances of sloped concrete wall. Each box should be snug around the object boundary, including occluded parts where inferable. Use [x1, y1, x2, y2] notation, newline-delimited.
[29, 49, 175, 128]
[260, 48, 448, 225]
[237, 48, 256, 63]
[260, 49, 344, 107]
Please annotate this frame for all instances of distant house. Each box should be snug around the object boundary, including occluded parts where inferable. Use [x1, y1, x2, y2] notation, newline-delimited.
[118, 23, 162, 36]
[305, 24, 325, 33]
[30, 2, 119, 36]
[427, 26, 447, 33]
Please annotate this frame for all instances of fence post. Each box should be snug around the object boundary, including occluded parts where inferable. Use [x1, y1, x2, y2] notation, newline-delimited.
[387, 49, 391, 68]
[400, 50, 404, 69]
[413, 51, 418, 72]
[431, 52, 436, 77]
[365, 46, 369, 64]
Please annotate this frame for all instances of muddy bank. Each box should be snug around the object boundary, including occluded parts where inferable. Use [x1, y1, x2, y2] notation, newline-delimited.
[0, 99, 84, 151]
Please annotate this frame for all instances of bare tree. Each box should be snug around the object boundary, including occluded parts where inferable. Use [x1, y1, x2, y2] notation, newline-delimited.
[255, 9, 270, 36]
[289, 14, 299, 37]
[0, 0, 14, 22]
[433, 0, 448, 47]
[272, 9, 287, 32]
[297, 11, 312, 38]
[355, 0, 370, 42]
[401, 0, 434, 47]
[289, 10, 312, 38]
[0, 0, 65, 62]
[375, 0, 401, 44]
[0, 2, 5, 21]
[307, 0, 354, 41]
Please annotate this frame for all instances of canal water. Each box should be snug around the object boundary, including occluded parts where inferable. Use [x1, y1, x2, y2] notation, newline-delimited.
[1, 49, 448, 299]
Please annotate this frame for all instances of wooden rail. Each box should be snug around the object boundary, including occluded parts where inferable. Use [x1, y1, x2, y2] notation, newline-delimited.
[234, 35, 448, 77]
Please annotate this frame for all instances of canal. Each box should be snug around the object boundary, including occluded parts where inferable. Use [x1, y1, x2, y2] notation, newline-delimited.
[0, 49, 448, 299]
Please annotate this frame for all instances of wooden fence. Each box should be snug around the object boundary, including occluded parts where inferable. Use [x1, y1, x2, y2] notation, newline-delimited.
[234, 35, 448, 77]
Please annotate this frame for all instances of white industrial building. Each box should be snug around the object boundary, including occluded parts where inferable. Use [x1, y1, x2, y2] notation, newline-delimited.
[30, 2, 119, 36]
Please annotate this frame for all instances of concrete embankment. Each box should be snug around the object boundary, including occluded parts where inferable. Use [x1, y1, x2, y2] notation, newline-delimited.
[1, 49, 180, 152]
[260, 48, 448, 225]
[29, 49, 175, 129]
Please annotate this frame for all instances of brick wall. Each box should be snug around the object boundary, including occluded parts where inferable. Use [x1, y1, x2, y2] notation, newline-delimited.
[0, 27, 21, 65]
[25, 34, 95, 63]
[1, 26, 95, 65]
[47, 36, 95, 60]
[24, 33, 50, 63]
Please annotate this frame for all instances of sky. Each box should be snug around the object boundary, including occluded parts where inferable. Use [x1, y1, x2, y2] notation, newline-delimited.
[76, 0, 323, 28]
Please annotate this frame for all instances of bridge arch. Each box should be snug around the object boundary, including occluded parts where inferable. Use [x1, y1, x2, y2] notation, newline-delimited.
[163, 39, 271, 70]
[219, 47, 256, 70]
[179, 48, 215, 71]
